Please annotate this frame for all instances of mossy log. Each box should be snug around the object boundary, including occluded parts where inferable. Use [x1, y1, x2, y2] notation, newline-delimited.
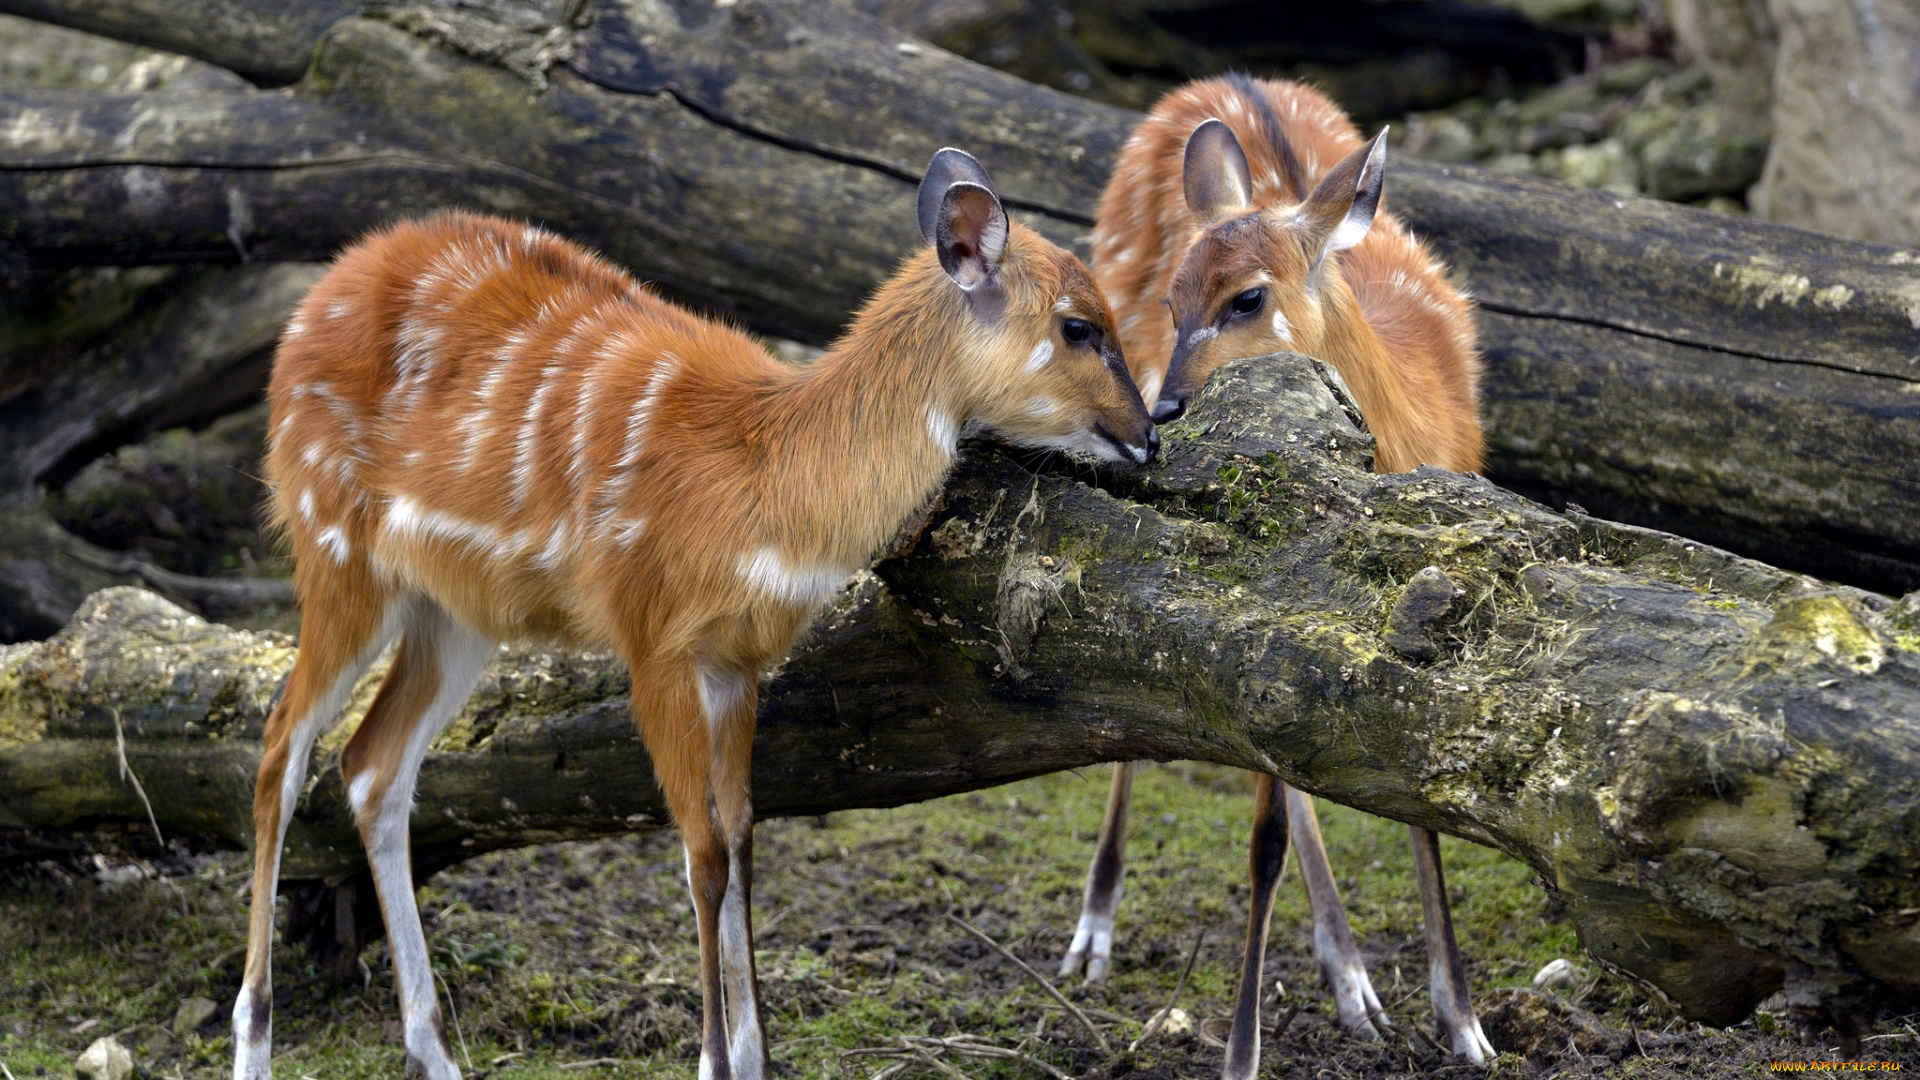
[3, 353, 1917, 1028]
[3, 0, 1920, 601]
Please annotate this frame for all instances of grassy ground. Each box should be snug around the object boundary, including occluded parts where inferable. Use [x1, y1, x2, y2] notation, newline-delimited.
[1, 763, 1908, 1079]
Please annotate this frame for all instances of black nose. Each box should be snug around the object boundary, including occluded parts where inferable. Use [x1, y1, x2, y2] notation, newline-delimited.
[1146, 426, 1161, 461]
[1151, 395, 1188, 423]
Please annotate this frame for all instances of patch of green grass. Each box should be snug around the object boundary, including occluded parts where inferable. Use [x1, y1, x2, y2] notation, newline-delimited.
[0, 764, 1851, 1079]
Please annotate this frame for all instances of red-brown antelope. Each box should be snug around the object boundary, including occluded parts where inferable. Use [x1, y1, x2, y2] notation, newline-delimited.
[1061, 74, 1491, 1078]
[234, 150, 1154, 1080]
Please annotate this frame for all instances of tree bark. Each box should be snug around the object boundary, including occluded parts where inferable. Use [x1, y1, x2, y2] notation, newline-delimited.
[3, 0, 1919, 601]
[3, 352, 1917, 1027]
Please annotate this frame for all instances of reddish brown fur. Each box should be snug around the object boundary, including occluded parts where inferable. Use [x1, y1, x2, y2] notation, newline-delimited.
[1092, 75, 1484, 474]
[240, 206, 1149, 1080]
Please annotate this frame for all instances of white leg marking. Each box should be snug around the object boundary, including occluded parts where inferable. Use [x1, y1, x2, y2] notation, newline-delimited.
[360, 605, 495, 1080]
[720, 853, 765, 1079]
[1061, 911, 1116, 983]
[234, 605, 401, 1080]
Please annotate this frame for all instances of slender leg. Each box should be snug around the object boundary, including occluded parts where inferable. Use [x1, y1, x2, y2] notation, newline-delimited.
[1060, 761, 1133, 983]
[1284, 786, 1388, 1036]
[629, 657, 741, 1080]
[233, 577, 396, 1080]
[702, 666, 766, 1079]
[1411, 825, 1494, 1062]
[1222, 773, 1289, 1080]
[339, 601, 494, 1080]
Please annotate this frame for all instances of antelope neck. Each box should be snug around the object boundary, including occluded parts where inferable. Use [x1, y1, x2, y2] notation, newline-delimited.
[752, 272, 981, 568]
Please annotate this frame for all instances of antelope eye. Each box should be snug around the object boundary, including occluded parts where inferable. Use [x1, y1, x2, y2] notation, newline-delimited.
[1061, 318, 1093, 344]
[1230, 288, 1264, 316]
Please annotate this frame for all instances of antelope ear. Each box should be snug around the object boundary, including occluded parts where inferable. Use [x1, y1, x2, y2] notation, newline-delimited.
[1183, 119, 1253, 225]
[918, 147, 997, 244]
[1303, 128, 1388, 258]
[931, 181, 1009, 291]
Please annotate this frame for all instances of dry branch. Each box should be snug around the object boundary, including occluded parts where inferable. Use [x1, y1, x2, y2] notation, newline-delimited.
[3, 353, 1917, 1029]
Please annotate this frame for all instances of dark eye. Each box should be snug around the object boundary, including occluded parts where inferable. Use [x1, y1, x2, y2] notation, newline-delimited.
[1230, 288, 1264, 316]
[1061, 318, 1093, 345]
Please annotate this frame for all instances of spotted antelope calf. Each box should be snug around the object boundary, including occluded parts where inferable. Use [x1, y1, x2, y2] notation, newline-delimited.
[1061, 74, 1493, 1079]
[235, 150, 1154, 1080]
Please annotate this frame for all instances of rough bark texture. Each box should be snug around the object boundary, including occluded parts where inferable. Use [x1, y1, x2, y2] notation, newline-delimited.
[3, 353, 1917, 1027]
[3, 0, 1919, 608]
[1751, 0, 1920, 247]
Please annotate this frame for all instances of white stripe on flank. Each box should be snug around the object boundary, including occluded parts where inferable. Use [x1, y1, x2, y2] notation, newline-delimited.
[737, 547, 849, 608]
[927, 408, 957, 456]
[1025, 340, 1053, 372]
[316, 525, 350, 564]
[511, 364, 562, 506]
[531, 518, 573, 570]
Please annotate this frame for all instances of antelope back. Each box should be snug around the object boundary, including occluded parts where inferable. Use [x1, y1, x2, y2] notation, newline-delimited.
[1093, 75, 1483, 474]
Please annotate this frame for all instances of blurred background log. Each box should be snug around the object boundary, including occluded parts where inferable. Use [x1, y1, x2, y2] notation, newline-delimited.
[6, 354, 1918, 1024]
[1, 0, 1917, 650]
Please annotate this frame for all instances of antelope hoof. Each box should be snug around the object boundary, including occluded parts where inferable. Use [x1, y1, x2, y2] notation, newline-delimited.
[1445, 1018, 1496, 1064]
[1058, 912, 1115, 983]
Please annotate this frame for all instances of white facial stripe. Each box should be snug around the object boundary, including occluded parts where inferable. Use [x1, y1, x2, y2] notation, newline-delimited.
[1272, 307, 1293, 343]
[1026, 340, 1053, 372]
[1183, 326, 1219, 348]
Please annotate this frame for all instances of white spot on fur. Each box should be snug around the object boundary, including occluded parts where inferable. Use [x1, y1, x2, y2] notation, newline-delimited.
[1271, 307, 1293, 343]
[326, 298, 352, 321]
[696, 666, 750, 732]
[316, 525, 350, 564]
[1183, 326, 1218, 348]
[1053, 296, 1074, 313]
[296, 490, 315, 523]
[1026, 340, 1053, 372]
[737, 548, 849, 608]
[1025, 396, 1057, 417]
[284, 317, 308, 338]
[347, 770, 374, 816]
[927, 408, 957, 455]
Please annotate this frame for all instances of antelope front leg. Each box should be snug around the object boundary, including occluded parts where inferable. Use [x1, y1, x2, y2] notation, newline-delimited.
[1411, 825, 1494, 1062]
[1060, 761, 1133, 983]
[1284, 786, 1388, 1036]
[703, 668, 767, 1077]
[633, 660, 761, 1080]
[1222, 772, 1289, 1080]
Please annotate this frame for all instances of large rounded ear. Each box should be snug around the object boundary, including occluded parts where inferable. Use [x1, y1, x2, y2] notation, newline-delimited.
[1302, 128, 1388, 258]
[918, 147, 996, 244]
[1183, 118, 1253, 225]
[931, 181, 1009, 291]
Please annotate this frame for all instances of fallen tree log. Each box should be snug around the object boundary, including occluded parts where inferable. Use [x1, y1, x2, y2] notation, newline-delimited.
[2, 0, 1919, 601]
[0, 262, 318, 639]
[3, 353, 1916, 1028]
